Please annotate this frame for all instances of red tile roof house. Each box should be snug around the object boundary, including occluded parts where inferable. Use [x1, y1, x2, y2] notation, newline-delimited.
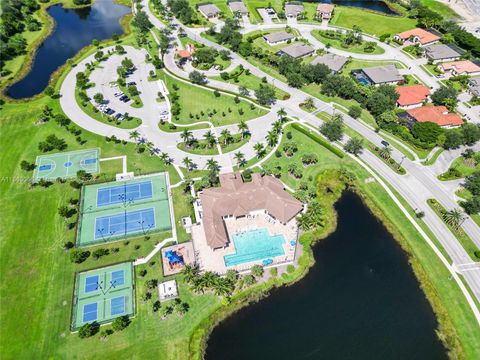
[405, 106, 463, 128]
[316, 4, 334, 20]
[393, 28, 441, 47]
[438, 60, 480, 77]
[396, 85, 431, 109]
[199, 172, 304, 249]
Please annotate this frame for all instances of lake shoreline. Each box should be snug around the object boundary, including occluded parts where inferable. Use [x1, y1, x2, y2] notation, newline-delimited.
[194, 184, 459, 359]
[1, 0, 130, 102]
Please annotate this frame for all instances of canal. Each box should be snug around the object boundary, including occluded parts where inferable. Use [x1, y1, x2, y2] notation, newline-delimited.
[7, 0, 130, 99]
[206, 192, 447, 360]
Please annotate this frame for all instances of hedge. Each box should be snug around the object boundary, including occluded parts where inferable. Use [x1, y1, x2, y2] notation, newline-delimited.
[291, 123, 345, 158]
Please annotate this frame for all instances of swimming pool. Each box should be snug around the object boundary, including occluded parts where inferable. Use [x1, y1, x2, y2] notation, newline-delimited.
[354, 72, 371, 86]
[224, 228, 286, 267]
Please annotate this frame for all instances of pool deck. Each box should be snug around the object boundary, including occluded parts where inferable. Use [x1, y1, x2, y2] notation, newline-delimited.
[192, 210, 298, 274]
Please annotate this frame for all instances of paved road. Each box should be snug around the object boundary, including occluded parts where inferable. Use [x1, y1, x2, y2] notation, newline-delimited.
[60, 1, 480, 305]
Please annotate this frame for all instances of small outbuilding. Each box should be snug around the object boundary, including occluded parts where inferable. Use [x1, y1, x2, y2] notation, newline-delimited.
[158, 280, 178, 302]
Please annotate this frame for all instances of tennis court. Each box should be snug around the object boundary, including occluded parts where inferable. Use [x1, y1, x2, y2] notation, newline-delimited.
[72, 262, 135, 330]
[77, 173, 172, 247]
[33, 148, 100, 182]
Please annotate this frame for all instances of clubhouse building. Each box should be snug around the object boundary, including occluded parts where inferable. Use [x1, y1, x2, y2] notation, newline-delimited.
[191, 172, 303, 273]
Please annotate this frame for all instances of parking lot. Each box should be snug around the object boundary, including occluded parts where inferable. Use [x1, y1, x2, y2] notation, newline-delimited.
[86, 47, 169, 125]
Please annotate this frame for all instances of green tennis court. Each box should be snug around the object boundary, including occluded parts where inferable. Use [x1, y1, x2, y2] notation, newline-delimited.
[76, 173, 172, 247]
[72, 262, 135, 330]
[33, 148, 100, 182]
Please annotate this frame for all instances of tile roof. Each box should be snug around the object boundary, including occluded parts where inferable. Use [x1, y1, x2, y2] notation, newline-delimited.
[198, 3, 221, 16]
[176, 49, 192, 58]
[264, 31, 294, 43]
[395, 28, 441, 45]
[285, 3, 304, 14]
[280, 43, 314, 58]
[229, 1, 248, 14]
[361, 64, 403, 84]
[424, 44, 462, 60]
[396, 84, 431, 106]
[311, 53, 347, 72]
[317, 4, 334, 13]
[199, 172, 303, 249]
[407, 106, 463, 127]
[440, 60, 480, 74]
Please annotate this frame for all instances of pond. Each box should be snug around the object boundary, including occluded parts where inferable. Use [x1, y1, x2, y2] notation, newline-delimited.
[206, 192, 447, 360]
[6, 0, 130, 99]
[314, 0, 398, 15]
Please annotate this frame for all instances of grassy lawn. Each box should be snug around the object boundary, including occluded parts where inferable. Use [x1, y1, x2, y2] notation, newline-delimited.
[261, 125, 480, 358]
[210, 66, 290, 100]
[159, 121, 210, 132]
[311, 30, 385, 55]
[427, 199, 479, 262]
[419, 0, 460, 19]
[160, 71, 268, 127]
[329, 6, 417, 37]
[439, 154, 480, 180]
[171, 186, 195, 243]
[456, 189, 480, 227]
[178, 141, 220, 156]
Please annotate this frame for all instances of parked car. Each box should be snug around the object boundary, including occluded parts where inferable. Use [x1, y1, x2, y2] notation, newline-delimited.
[127, 81, 137, 86]
[114, 92, 123, 97]
[381, 140, 390, 147]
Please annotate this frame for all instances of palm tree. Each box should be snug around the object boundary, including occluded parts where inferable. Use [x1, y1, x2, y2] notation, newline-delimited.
[220, 129, 232, 145]
[180, 129, 193, 144]
[297, 213, 311, 231]
[203, 131, 216, 148]
[272, 120, 282, 134]
[253, 142, 265, 158]
[182, 157, 193, 171]
[237, 121, 249, 139]
[265, 130, 278, 148]
[129, 130, 140, 142]
[277, 107, 286, 121]
[206, 158, 220, 173]
[201, 271, 219, 289]
[443, 208, 466, 230]
[234, 151, 246, 167]
[160, 152, 171, 165]
[183, 265, 199, 284]
[212, 277, 233, 297]
[150, 147, 160, 156]
[379, 145, 392, 159]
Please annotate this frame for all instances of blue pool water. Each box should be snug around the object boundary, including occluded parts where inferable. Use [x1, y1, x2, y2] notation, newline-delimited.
[224, 228, 285, 267]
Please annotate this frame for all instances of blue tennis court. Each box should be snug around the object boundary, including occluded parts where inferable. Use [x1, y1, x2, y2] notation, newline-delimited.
[85, 275, 99, 293]
[111, 270, 124, 286]
[97, 181, 153, 207]
[83, 303, 98, 322]
[94, 208, 156, 240]
[83, 158, 97, 165]
[111, 296, 126, 316]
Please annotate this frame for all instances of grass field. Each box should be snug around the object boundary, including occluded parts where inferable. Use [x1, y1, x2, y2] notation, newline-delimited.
[419, 0, 460, 19]
[160, 71, 268, 127]
[311, 30, 385, 55]
[329, 6, 417, 37]
[210, 66, 290, 100]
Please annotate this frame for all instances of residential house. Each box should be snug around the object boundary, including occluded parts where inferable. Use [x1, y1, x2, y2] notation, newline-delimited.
[316, 4, 334, 20]
[396, 84, 431, 109]
[263, 31, 295, 45]
[279, 43, 315, 59]
[228, 1, 248, 16]
[424, 44, 463, 63]
[405, 106, 463, 128]
[393, 28, 441, 46]
[311, 53, 347, 73]
[197, 3, 221, 19]
[285, 3, 304, 18]
[438, 60, 480, 77]
[355, 64, 404, 85]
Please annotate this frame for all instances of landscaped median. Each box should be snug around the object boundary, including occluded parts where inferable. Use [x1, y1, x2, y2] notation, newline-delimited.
[427, 199, 480, 261]
[311, 29, 385, 55]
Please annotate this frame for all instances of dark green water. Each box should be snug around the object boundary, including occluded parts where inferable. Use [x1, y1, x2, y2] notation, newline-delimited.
[7, 0, 130, 99]
[206, 192, 447, 360]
